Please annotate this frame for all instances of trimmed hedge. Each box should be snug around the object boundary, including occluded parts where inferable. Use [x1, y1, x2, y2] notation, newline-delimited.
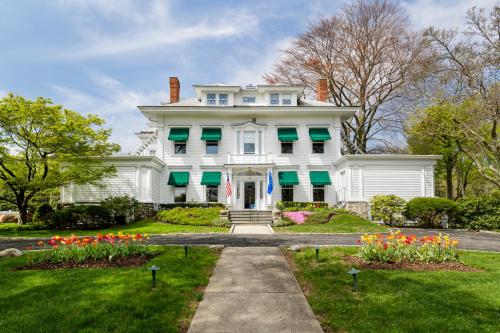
[156, 207, 226, 226]
[405, 197, 456, 228]
[455, 196, 500, 231]
[276, 201, 329, 212]
[157, 202, 226, 210]
[370, 195, 406, 226]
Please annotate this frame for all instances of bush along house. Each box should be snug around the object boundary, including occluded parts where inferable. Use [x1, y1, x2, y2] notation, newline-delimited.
[61, 77, 440, 220]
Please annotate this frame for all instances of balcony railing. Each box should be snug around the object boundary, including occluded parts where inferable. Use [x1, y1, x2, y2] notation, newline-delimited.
[227, 152, 272, 164]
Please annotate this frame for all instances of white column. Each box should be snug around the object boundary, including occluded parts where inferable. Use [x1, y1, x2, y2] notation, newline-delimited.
[135, 166, 141, 200]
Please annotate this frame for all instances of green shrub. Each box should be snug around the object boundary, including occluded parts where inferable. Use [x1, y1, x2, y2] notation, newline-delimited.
[156, 207, 222, 226]
[305, 211, 334, 224]
[157, 202, 225, 210]
[276, 201, 328, 211]
[101, 196, 139, 224]
[370, 195, 406, 226]
[405, 197, 457, 228]
[34, 203, 54, 222]
[46, 205, 112, 230]
[455, 196, 500, 231]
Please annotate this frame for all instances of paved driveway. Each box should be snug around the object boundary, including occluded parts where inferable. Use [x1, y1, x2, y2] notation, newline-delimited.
[1, 229, 499, 252]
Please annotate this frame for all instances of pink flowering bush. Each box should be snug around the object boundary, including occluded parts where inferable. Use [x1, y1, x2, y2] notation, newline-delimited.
[283, 211, 313, 224]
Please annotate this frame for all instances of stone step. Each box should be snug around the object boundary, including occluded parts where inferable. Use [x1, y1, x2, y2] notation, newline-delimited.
[231, 220, 272, 225]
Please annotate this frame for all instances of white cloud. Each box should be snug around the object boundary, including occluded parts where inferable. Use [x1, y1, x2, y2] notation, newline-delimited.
[52, 74, 167, 153]
[54, 0, 259, 59]
[402, 0, 498, 30]
[228, 37, 294, 86]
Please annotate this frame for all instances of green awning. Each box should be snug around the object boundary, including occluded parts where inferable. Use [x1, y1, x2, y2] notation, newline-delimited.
[277, 128, 298, 141]
[200, 171, 222, 185]
[309, 128, 331, 141]
[168, 172, 189, 186]
[168, 128, 189, 141]
[278, 171, 299, 185]
[201, 128, 222, 141]
[309, 171, 331, 185]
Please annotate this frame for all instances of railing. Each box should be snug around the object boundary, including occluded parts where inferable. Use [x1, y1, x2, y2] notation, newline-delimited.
[227, 152, 272, 164]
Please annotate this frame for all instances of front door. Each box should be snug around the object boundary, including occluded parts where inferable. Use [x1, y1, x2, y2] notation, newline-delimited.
[244, 181, 256, 209]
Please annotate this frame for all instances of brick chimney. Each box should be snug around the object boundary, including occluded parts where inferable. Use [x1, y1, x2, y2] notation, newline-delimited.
[169, 76, 180, 103]
[316, 78, 328, 102]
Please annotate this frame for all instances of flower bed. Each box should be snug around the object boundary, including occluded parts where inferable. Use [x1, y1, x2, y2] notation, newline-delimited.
[283, 211, 313, 224]
[26, 233, 153, 269]
[357, 231, 459, 263]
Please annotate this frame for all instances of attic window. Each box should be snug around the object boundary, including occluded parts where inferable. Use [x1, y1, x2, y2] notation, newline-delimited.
[282, 93, 292, 105]
[219, 94, 228, 105]
[270, 93, 279, 105]
[207, 94, 216, 105]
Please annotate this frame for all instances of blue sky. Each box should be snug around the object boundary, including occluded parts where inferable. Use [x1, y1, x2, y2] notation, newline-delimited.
[0, 0, 495, 152]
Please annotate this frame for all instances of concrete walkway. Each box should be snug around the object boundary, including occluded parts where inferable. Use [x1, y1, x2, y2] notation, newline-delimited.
[231, 224, 274, 235]
[188, 247, 323, 333]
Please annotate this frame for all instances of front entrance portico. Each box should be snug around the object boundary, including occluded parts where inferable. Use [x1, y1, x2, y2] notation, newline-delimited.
[225, 165, 274, 210]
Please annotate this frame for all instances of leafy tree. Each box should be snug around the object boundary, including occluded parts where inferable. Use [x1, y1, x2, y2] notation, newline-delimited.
[264, 0, 431, 153]
[0, 94, 120, 223]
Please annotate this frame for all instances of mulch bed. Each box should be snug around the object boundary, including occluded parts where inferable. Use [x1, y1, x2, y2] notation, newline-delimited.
[344, 255, 482, 272]
[14, 254, 155, 270]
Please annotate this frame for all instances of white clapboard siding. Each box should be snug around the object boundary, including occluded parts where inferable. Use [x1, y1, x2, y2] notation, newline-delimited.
[73, 167, 136, 202]
[363, 165, 422, 200]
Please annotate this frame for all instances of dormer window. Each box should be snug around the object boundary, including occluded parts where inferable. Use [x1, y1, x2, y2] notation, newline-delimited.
[282, 93, 292, 105]
[270, 93, 279, 105]
[219, 94, 228, 105]
[242, 96, 256, 104]
[207, 94, 216, 105]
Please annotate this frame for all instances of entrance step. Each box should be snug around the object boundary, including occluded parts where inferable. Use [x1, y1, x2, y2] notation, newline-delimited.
[229, 210, 273, 225]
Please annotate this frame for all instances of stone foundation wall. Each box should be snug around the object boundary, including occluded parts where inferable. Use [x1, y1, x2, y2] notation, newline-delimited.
[345, 201, 369, 219]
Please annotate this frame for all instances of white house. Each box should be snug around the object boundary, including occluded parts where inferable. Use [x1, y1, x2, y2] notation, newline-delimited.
[62, 77, 440, 215]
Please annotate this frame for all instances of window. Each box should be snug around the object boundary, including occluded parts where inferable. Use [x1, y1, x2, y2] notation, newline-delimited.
[312, 142, 324, 154]
[242, 96, 256, 104]
[270, 93, 280, 105]
[206, 185, 218, 202]
[281, 142, 293, 154]
[148, 150, 156, 156]
[281, 185, 294, 202]
[219, 93, 228, 105]
[243, 131, 256, 154]
[205, 141, 218, 154]
[174, 186, 187, 202]
[313, 185, 325, 202]
[207, 93, 216, 105]
[174, 142, 187, 154]
[281, 93, 292, 105]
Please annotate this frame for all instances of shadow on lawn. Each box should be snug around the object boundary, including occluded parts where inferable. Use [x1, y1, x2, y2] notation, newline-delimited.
[292, 249, 500, 333]
[0, 247, 218, 333]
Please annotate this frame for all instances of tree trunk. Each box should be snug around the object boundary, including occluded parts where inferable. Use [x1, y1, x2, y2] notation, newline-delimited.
[446, 164, 454, 200]
[18, 208, 29, 225]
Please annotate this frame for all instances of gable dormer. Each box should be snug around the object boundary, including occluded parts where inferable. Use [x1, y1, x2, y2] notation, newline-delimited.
[194, 85, 240, 106]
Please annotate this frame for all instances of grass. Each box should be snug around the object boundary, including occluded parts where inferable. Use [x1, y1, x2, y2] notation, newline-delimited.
[287, 247, 500, 333]
[0, 219, 229, 238]
[275, 214, 389, 233]
[0, 246, 220, 333]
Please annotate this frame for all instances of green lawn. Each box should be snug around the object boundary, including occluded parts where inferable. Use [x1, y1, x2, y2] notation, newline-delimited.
[288, 247, 500, 333]
[275, 214, 389, 233]
[0, 246, 220, 333]
[0, 219, 229, 238]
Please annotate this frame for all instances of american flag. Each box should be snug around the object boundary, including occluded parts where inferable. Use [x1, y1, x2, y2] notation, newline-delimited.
[225, 172, 232, 197]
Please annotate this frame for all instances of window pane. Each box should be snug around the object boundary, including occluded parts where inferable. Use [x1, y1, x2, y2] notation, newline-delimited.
[282, 93, 292, 105]
[281, 186, 294, 202]
[175, 143, 186, 154]
[313, 186, 325, 202]
[312, 142, 324, 154]
[243, 96, 256, 103]
[270, 93, 279, 105]
[281, 142, 293, 154]
[206, 186, 218, 202]
[243, 131, 255, 154]
[206, 142, 218, 154]
[174, 186, 187, 202]
[207, 94, 216, 105]
[219, 94, 228, 105]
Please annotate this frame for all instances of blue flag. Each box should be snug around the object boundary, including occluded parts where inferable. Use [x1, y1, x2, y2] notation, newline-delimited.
[267, 169, 273, 195]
